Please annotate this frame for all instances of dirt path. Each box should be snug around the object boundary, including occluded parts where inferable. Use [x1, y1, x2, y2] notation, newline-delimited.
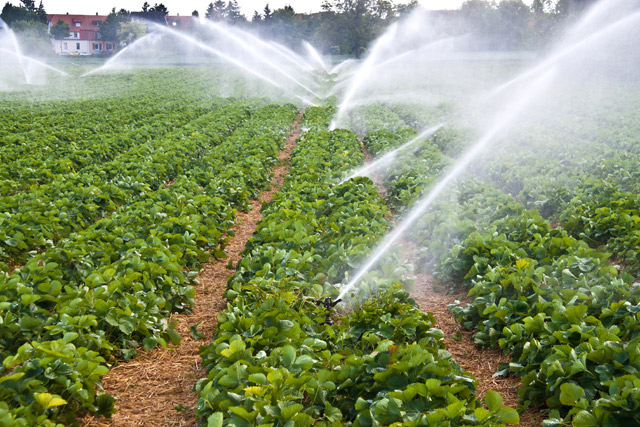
[82, 111, 304, 427]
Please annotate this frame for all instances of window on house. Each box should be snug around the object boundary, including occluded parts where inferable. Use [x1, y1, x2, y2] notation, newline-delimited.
[93, 43, 99, 50]
[76, 43, 80, 50]
[106, 43, 113, 50]
[63, 42, 67, 49]
[172, 22, 177, 26]
[75, 22, 81, 27]
[72, 32, 79, 38]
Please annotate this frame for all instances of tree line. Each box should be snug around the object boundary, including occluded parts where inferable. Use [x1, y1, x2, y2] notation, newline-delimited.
[1, 0, 599, 57]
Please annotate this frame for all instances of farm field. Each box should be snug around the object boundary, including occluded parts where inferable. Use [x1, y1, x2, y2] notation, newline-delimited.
[1, 2, 640, 426]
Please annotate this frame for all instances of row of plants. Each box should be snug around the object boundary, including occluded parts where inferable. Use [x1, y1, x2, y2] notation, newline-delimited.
[468, 89, 640, 219]
[0, 102, 298, 426]
[352, 102, 640, 425]
[0, 99, 257, 266]
[195, 106, 519, 426]
[0, 97, 216, 194]
[439, 207, 640, 425]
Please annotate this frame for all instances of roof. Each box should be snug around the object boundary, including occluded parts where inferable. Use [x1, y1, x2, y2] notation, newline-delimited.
[166, 15, 194, 27]
[47, 14, 108, 32]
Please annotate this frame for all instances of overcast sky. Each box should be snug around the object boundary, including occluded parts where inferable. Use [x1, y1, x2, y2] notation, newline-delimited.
[44, 0, 469, 17]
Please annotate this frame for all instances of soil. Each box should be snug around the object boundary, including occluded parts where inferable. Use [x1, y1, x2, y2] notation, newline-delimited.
[80, 111, 303, 427]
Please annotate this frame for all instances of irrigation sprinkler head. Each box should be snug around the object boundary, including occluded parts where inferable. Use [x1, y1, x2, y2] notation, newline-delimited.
[315, 296, 342, 325]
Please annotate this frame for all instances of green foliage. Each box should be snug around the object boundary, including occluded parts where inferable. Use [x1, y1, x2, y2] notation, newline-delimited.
[0, 97, 298, 425]
[195, 106, 516, 426]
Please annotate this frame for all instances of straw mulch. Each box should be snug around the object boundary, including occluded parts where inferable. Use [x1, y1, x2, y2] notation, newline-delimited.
[80, 112, 303, 427]
[411, 274, 546, 427]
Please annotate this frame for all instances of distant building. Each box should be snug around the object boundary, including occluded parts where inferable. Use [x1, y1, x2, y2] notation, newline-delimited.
[131, 12, 194, 29]
[47, 13, 116, 55]
[166, 15, 194, 28]
[46, 13, 194, 55]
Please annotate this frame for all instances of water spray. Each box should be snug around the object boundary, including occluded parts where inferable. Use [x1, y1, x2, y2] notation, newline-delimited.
[340, 123, 445, 184]
[336, 68, 557, 302]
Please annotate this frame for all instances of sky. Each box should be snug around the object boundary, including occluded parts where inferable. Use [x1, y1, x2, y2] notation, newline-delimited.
[43, 0, 468, 18]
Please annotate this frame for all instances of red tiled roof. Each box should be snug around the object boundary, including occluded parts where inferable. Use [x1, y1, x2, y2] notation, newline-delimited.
[166, 15, 194, 26]
[47, 14, 108, 32]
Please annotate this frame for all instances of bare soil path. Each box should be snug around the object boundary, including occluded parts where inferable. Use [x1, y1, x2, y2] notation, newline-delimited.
[82, 111, 304, 427]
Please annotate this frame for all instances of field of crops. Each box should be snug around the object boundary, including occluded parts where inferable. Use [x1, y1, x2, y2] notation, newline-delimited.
[1, 59, 639, 427]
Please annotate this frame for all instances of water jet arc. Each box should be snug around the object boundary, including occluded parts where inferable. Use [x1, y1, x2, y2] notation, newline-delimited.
[337, 69, 557, 301]
[340, 123, 445, 184]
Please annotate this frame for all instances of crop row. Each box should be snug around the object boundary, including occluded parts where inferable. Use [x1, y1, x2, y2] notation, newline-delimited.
[0, 102, 298, 426]
[0, 97, 217, 193]
[194, 106, 518, 426]
[352, 103, 640, 425]
[0, 99, 258, 267]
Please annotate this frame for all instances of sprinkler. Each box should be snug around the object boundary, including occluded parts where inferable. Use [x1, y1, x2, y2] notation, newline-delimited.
[315, 297, 342, 325]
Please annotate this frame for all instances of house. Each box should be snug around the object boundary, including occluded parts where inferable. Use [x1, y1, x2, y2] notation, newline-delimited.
[47, 13, 116, 55]
[131, 12, 194, 29]
[166, 15, 194, 29]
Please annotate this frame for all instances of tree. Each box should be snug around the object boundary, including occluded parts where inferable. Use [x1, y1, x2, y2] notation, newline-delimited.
[10, 18, 49, 54]
[225, 0, 245, 24]
[49, 18, 70, 53]
[496, 0, 533, 48]
[252, 10, 262, 22]
[326, 0, 395, 58]
[149, 3, 168, 15]
[262, 5, 300, 47]
[532, 0, 545, 14]
[192, 10, 199, 17]
[100, 8, 130, 44]
[396, 0, 418, 16]
[205, 0, 226, 21]
[118, 20, 146, 45]
[19, 0, 34, 12]
[142, 2, 150, 12]
[35, 0, 45, 23]
[263, 3, 272, 21]
[1, 2, 36, 25]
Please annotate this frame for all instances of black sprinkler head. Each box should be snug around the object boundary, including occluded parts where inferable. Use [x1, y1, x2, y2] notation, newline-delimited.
[315, 296, 342, 325]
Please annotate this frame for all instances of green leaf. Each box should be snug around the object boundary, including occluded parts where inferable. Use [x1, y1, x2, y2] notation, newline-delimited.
[355, 397, 370, 411]
[559, 383, 584, 406]
[249, 373, 267, 385]
[280, 403, 303, 420]
[207, 412, 223, 427]
[324, 402, 342, 422]
[496, 407, 520, 425]
[143, 337, 158, 350]
[485, 390, 503, 412]
[281, 345, 296, 367]
[118, 317, 135, 335]
[166, 328, 181, 346]
[34, 393, 67, 410]
[295, 355, 314, 370]
[572, 411, 598, 427]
